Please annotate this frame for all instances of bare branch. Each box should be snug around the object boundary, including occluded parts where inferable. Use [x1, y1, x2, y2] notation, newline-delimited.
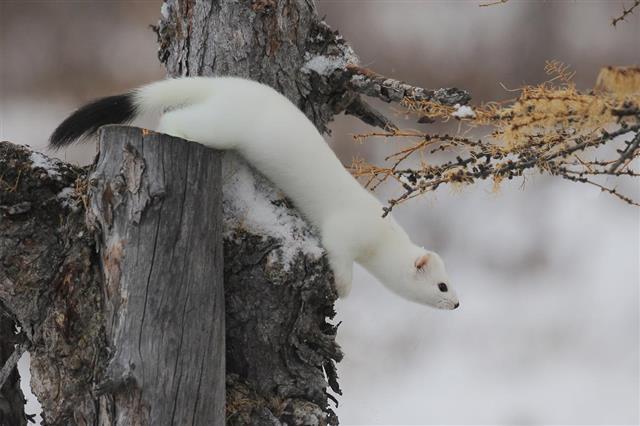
[612, 0, 640, 26]
[356, 125, 640, 217]
[608, 131, 640, 172]
[560, 173, 640, 207]
[479, 0, 509, 7]
[345, 96, 398, 130]
[346, 64, 471, 106]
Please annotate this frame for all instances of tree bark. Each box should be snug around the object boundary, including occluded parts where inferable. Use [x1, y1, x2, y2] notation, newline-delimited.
[0, 139, 341, 425]
[0, 141, 105, 424]
[156, 0, 359, 133]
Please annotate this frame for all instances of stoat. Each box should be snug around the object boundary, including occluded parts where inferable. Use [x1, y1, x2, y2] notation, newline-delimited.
[50, 77, 460, 310]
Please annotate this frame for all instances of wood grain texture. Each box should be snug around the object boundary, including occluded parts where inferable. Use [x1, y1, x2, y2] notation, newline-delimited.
[87, 126, 224, 425]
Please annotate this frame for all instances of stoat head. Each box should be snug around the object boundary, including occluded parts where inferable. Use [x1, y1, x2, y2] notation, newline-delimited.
[403, 250, 459, 310]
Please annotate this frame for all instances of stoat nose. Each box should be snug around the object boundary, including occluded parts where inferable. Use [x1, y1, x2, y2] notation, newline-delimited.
[453, 302, 460, 309]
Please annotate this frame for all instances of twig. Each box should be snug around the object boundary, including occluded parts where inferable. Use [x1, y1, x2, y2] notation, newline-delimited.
[611, 106, 640, 117]
[561, 174, 640, 206]
[609, 131, 640, 172]
[345, 96, 398, 131]
[612, 0, 640, 26]
[358, 125, 640, 217]
[479, 0, 509, 7]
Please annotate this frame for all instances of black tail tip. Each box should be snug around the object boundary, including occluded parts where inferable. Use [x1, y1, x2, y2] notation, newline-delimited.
[49, 93, 137, 149]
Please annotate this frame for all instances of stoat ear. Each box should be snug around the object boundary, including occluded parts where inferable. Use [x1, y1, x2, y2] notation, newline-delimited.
[414, 254, 430, 270]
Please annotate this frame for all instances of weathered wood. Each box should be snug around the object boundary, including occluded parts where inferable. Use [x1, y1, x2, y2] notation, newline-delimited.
[87, 125, 225, 424]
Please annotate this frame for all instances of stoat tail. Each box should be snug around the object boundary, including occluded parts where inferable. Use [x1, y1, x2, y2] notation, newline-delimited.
[49, 77, 214, 148]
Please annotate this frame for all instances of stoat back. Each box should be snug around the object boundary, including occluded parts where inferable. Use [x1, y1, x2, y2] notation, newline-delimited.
[49, 77, 380, 228]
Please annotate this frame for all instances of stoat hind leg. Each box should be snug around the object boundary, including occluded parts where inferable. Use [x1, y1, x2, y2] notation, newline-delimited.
[321, 217, 355, 298]
[157, 109, 190, 140]
[157, 104, 236, 150]
[326, 254, 354, 298]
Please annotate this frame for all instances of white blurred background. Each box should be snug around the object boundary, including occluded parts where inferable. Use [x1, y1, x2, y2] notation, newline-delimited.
[1, 1, 638, 424]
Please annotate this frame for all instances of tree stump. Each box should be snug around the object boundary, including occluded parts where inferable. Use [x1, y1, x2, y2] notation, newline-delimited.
[87, 125, 225, 424]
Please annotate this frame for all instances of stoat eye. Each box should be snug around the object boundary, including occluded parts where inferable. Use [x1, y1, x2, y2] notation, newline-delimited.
[438, 283, 448, 292]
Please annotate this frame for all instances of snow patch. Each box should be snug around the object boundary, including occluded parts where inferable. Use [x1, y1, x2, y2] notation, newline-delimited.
[301, 43, 359, 76]
[451, 104, 476, 118]
[29, 151, 61, 179]
[452, 103, 476, 119]
[160, 2, 170, 20]
[18, 352, 43, 425]
[222, 154, 324, 270]
[57, 187, 74, 199]
[302, 54, 350, 76]
[57, 187, 80, 211]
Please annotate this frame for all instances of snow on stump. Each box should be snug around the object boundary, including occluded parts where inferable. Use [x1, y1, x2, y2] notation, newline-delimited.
[221, 153, 343, 425]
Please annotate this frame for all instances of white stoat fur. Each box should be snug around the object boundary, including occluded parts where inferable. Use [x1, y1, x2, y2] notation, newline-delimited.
[78, 77, 460, 309]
